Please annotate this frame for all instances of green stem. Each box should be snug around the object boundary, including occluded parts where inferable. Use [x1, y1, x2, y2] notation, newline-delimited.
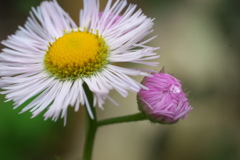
[82, 111, 97, 160]
[81, 85, 147, 160]
[82, 83, 97, 160]
[97, 112, 147, 127]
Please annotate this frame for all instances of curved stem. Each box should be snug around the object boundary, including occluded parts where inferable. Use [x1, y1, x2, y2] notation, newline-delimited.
[81, 85, 147, 159]
[82, 112, 97, 160]
[82, 83, 97, 160]
[97, 112, 146, 127]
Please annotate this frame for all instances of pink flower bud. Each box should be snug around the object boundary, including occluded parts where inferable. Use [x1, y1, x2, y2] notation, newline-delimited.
[137, 72, 192, 124]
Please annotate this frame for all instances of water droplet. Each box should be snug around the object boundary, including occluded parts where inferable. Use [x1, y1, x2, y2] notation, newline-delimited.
[170, 84, 180, 93]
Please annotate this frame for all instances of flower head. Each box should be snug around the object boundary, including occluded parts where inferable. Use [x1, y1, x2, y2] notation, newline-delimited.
[0, 0, 159, 124]
[137, 69, 192, 124]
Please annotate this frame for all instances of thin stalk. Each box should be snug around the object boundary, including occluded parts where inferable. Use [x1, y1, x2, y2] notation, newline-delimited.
[97, 112, 146, 127]
[82, 83, 97, 160]
[81, 85, 147, 159]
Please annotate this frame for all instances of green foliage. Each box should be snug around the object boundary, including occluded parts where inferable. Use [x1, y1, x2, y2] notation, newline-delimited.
[14, 0, 43, 14]
[0, 94, 65, 160]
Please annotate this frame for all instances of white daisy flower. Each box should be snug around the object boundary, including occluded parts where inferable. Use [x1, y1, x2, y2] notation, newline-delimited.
[0, 0, 159, 124]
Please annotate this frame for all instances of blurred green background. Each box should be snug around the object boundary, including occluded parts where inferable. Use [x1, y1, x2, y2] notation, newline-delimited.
[0, 0, 240, 159]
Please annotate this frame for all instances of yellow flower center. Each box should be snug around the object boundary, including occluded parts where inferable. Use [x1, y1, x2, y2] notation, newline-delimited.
[44, 29, 109, 80]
